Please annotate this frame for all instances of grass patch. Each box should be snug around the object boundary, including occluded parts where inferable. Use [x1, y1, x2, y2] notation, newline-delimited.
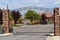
[0, 25, 2, 28]
[0, 25, 2, 30]
[47, 21, 53, 24]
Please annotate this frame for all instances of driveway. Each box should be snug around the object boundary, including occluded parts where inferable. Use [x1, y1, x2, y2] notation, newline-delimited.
[0, 24, 54, 40]
[13, 24, 54, 36]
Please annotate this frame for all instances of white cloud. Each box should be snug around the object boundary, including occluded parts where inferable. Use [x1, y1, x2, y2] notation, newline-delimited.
[23, 0, 40, 3]
[0, 0, 10, 3]
[54, 0, 60, 4]
[7, 0, 41, 9]
[0, 0, 60, 10]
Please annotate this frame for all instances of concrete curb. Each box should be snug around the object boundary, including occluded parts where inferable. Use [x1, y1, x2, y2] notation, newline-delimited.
[0, 33, 13, 36]
[46, 36, 60, 40]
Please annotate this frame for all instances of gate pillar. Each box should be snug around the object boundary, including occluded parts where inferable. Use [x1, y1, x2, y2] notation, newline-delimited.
[54, 7, 60, 36]
[2, 9, 9, 33]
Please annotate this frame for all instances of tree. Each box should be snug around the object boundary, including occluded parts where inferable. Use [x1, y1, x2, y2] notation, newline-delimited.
[25, 10, 41, 22]
[41, 13, 47, 24]
[41, 13, 47, 20]
[11, 10, 21, 24]
[0, 9, 2, 24]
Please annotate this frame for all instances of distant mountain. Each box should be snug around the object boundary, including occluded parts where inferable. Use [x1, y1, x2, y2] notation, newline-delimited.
[15, 6, 53, 15]
[15, 6, 53, 11]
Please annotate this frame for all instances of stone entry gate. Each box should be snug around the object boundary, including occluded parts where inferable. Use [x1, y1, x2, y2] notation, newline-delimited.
[2, 9, 9, 33]
[54, 7, 60, 36]
[1, 7, 60, 36]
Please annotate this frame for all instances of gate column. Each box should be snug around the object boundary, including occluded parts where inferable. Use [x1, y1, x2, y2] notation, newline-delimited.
[2, 9, 9, 33]
[54, 7, 60, 36]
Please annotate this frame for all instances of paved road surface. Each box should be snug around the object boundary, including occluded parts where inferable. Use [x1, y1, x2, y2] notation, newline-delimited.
[0, 24, 54, 40]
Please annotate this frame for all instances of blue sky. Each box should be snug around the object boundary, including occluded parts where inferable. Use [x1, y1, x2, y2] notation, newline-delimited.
[0, 0, 60, 10]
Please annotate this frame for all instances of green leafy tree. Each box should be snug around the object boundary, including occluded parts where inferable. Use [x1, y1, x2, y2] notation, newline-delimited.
[25, 10, 41, 22]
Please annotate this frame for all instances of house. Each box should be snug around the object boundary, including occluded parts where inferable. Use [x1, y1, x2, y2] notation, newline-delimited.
[38, 12, 53, 22]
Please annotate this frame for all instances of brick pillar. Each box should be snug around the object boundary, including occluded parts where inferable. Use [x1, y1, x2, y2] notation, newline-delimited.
[2, 9, 9, 33]
[54, 7, 60, 36]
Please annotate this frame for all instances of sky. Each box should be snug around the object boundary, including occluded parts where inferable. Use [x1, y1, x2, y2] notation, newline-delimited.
[0, 0, 60, 10]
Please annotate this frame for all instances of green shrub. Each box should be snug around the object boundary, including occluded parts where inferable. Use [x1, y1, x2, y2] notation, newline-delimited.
[47, 21, 53, 24]
[0, 25, 2, 30]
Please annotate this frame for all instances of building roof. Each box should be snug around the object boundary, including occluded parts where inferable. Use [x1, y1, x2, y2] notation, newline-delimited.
[38, 12, 53, 17]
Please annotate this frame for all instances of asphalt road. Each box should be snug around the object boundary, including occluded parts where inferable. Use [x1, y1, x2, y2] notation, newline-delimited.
[0, 24, 54, 40]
